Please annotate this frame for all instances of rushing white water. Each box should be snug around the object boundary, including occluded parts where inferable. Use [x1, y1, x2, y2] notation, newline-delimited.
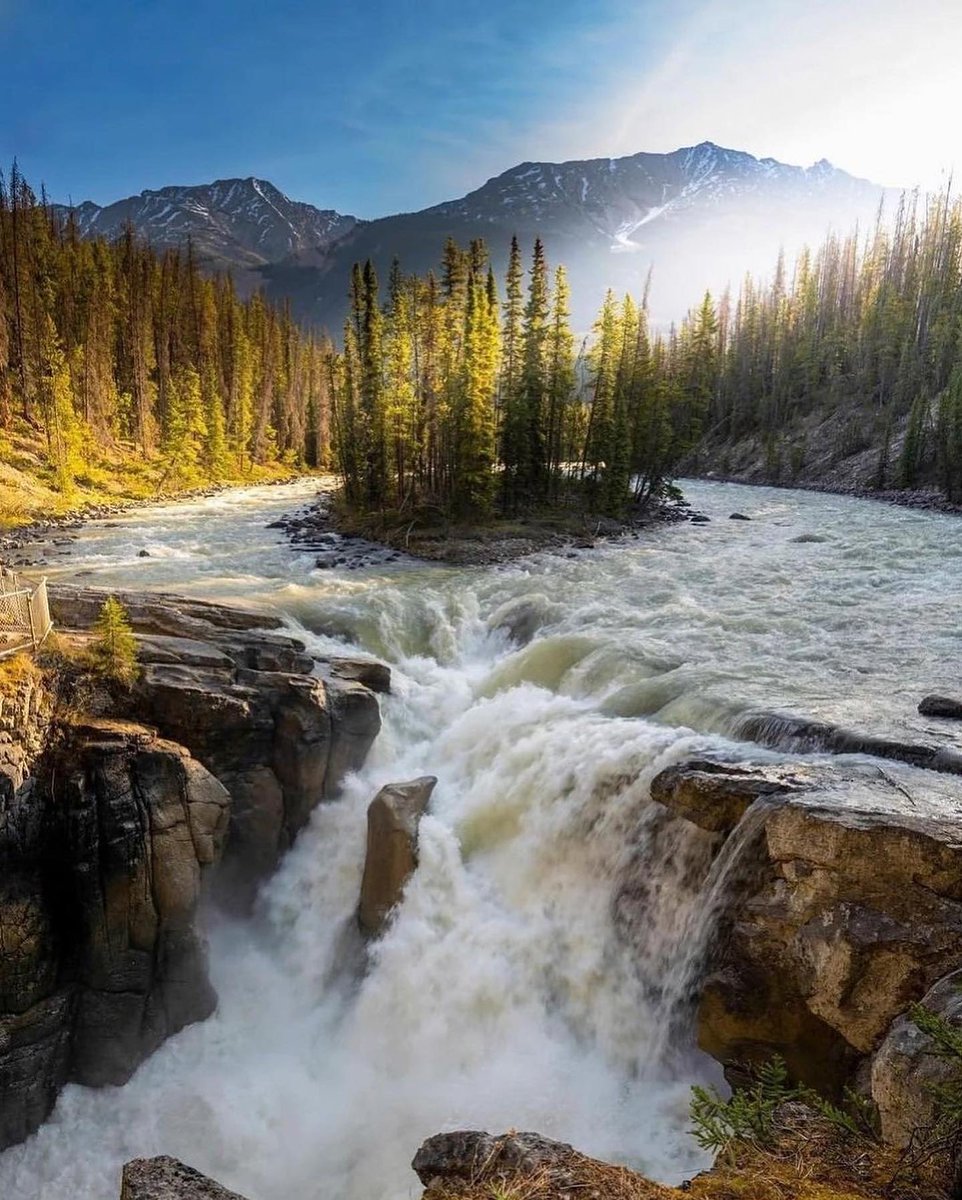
[3, 479, 961, 1200]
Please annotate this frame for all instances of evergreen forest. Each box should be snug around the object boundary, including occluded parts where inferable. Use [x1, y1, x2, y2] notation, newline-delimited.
[4, 161, 962, 523]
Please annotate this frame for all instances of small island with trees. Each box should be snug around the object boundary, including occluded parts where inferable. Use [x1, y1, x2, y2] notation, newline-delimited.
[326, 235, 714, 559]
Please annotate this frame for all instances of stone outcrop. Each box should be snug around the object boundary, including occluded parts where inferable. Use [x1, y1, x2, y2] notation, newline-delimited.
[649, 758, 805, 834]
[0, 587, 387, 1150]
[358, 776, 436, 938]
[0, 657, 55, 798]
[734, 710, 962, 776]
[0, 721, 228, 1146]
[48, 586, 286, 640]
[121, 1156, 251, 1200]
[411, 1111, 952, 1200]
[51, 585, 385, 904]
[871, 969, 962, 1147]
[919, 694, 962, 719]
[650, 757, 962, 1099]
[413, 1131, 576, 1189]
[487, 595, 562, 645]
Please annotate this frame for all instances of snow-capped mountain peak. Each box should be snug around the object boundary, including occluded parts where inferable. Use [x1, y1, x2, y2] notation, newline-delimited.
[54, 177, 360, 272]
[53, 142, 889, 331]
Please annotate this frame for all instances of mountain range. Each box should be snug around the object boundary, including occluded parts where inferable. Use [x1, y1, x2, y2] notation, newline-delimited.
[54, 142, 889, 331]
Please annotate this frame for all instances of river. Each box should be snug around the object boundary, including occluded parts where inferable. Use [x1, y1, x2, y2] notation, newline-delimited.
[2, 479, 960, 1200]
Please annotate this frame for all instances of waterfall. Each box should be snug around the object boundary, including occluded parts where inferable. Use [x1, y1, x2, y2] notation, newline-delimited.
[3, 477, 959, 1200]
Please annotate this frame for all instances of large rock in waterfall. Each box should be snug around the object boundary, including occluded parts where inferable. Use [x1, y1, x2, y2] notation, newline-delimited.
[919, 694, 962, 719]
[0, 588, 388, 1150]
[121, 1155, 252, 1200]
[358, 776, 437, 938]
[650, 756, 962, 1099]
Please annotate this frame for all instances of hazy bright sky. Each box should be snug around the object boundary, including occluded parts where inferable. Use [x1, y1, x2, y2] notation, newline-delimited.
[1, 0, 958, 216]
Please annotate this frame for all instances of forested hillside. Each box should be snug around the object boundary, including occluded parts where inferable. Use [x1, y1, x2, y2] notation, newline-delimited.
[671, 188, 962, 502]
[0, 166, 333, 523]
[8, 157, 962, 532]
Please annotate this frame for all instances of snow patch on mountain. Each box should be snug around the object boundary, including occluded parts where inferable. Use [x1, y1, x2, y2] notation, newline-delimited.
[54, 178, 361, 271]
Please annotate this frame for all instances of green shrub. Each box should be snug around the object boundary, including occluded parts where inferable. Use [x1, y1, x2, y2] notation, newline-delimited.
[690, 1057, 879, 1164]
[690, 1057, 794, 1161]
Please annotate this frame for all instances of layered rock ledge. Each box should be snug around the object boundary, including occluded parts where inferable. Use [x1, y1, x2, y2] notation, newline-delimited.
[0, 586, 387, 1149]
[650, 756, 962, 1103]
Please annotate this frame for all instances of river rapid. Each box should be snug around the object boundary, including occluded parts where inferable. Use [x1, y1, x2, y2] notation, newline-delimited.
[2, 479, 961, 1200]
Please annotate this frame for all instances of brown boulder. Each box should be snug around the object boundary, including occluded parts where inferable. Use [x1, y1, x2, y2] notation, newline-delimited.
[871, 969, 962, 1146]
[358, 777, 436, 938]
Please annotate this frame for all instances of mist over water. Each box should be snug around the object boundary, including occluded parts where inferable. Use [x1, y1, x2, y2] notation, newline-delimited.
[4, 479, 961, 1199]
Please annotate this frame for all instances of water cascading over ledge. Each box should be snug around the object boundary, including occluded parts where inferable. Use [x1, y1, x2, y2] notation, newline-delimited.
[5, 478, 962, 1200]
[647, 755, 962, 1109]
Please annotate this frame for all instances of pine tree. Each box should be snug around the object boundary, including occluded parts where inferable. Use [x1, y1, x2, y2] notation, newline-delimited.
[451, 269, 498, 515]
[582, 290, 620, 499]
[545, 265, 576, 500]
[899, 394, 929, 487]
[46, 340, 84, 493]
[358, 260, 386, 506]
[498, 236, 525, 509]
[90, 596, 138, 684]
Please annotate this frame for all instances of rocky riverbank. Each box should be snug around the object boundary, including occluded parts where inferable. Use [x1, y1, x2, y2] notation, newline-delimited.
[115, 1109, 955, 1199]
[0, 586, 387, 1149]
[0, 474, 320, 570]
[686, 401, 962, 516]
[693, 467, 962, 516]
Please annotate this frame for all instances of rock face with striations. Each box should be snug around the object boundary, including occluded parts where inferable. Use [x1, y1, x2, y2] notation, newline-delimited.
[650, 757, 962, 1099]
[0, 719, 228, 1146]
[870, 968, 962, 1147]
[0, 586, 387, 1150]
[50, 585, 384, 904]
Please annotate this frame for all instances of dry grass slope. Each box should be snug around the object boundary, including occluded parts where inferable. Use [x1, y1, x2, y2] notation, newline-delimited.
[0, 419, 301, 529]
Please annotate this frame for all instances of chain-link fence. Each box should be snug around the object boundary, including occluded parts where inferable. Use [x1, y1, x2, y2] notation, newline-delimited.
[0, 570, 53, 656]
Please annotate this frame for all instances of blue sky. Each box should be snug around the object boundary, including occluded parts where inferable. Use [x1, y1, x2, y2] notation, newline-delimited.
[1, 0, 692, 214]
[2, 0, 957, 216]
